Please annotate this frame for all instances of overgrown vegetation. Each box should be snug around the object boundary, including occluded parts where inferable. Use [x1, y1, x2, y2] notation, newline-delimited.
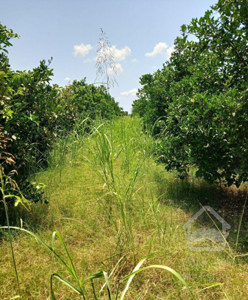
[1, 117, 248, 299]
[133, 0, 248, 187]
[1, 0, 248, 299]
[0, 23, 125, 212]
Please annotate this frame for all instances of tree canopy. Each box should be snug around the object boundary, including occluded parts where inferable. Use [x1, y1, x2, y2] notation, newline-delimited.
[133, 0, 248, 186]
[0, 22, 124, 205]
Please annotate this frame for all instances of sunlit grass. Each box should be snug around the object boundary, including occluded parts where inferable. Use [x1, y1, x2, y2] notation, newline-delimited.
[1, 116, 248, 299]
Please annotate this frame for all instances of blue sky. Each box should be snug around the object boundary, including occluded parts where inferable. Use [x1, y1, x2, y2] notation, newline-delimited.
[1, 0, 217, 113]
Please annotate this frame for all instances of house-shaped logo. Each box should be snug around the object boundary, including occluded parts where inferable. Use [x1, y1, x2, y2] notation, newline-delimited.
[183, 206, 231, 251]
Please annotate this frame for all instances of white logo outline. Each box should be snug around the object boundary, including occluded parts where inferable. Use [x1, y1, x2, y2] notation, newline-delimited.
[183, 206, 231, 251]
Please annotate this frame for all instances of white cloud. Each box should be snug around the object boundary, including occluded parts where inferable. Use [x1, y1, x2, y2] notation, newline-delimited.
[107, 63, 123, 75]
[83, 58, 92, 63]
[112, 46, 131, 61]
[145, 42, 168, 57]
[145, 42, 175, 58]
[64, 77, 70, 83]
[97, 45, 131, 62]
[120, 88, 138, 97]
[166, 45, 175, 58]
[73, 43, 92, 57]
[131, 58, 137, 63]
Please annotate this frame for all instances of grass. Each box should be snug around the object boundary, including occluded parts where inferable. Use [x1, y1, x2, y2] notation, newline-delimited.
[1, 116, 248, 299]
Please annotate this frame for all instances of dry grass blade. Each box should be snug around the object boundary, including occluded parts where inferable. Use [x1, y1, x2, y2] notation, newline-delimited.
[119, 256, 147, 300]
[120, 264, 196, 300]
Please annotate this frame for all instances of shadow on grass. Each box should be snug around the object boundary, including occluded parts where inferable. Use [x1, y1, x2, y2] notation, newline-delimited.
[153, 166, 248, 251]
[0, 201, 51, 242]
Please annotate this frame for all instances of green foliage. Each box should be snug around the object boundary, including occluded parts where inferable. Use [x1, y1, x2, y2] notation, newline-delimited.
[0, 22, 19, 72]
[19, 180, 48, 204]
[2, 59, 62, 175]
[62, 79, 124, 123]
[0, 22, 124, 209]
[136, 0, 248, 187]
[160, 89, 248, 185]
[2, 116, 248, 299]
[0, 23, 19, 52]
[131, 98, 148, 117]
[82, 117, 154, 239]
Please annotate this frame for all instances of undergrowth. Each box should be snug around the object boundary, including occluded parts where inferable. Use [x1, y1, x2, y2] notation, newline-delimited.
[1, 116, 248, 299]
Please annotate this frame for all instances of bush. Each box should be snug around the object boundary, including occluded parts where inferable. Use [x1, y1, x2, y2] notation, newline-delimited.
[0, 22, 125, 208]
[136, 0, 248, 187]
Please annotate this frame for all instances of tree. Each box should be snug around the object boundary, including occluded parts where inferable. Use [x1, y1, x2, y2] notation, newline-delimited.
[62, 79, 123, 122]
[137, 0, 248, 186]
[131, 98, 148, 117]
[2, 59, 62, 175]
[0, 22, 19, 72]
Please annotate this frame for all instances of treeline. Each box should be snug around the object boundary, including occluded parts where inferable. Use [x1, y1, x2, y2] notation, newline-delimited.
[132, 0, 248, 187]
[0, 23, 125, 206]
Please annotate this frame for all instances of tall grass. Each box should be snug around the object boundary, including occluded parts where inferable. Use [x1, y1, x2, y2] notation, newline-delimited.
[2, 226, 195, 299]
[0, 166, 31, 299]
[1, 116, 248, 299]
[81, 117, 154, 242]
